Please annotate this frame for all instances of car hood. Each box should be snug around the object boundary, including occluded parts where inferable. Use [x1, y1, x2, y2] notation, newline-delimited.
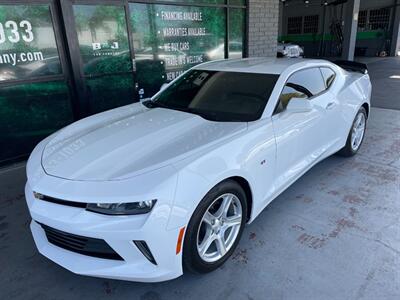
[41, 103, 247, 181]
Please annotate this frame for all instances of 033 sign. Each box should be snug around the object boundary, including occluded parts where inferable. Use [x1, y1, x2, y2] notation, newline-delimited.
[0, 20, 34, 43]
[0, 3, 62, 81]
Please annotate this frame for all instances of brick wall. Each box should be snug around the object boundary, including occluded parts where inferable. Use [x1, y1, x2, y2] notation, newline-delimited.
[247, 0, 279, 57]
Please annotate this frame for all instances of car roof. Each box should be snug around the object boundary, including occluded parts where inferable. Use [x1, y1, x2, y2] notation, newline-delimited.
[194, 57, 331, 75]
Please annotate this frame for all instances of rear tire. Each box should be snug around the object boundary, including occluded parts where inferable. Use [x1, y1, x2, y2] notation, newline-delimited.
[338, 107, 367, 157]
[183, 180, 247, 274]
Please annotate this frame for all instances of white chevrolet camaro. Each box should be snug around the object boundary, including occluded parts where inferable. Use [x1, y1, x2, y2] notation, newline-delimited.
[25, 58, 371, 282]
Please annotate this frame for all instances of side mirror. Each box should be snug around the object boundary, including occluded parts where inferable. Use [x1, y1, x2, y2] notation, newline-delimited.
[286, 98, 312, 113]
[160, 83, 168, 91]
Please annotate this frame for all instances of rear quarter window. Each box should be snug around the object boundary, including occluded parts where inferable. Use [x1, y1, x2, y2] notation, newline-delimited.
[285, 68, 326, 96]
[273, 67, 326, 114]
[320, 67, 336, 89]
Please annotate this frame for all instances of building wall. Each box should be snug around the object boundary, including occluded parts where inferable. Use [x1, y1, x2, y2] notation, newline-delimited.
[0, 1, 243, 165]
[360, 0, 394, 10]
[389, 0, 400, 56]
[248, 0, 279, 57]
[1, 0, 281, 165]
[395, 22, 400, 55]
[279, 0, 398, 57]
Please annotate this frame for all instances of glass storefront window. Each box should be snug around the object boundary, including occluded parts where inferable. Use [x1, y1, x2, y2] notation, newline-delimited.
[130, 3, 226, 98]
[0, 81, 73, 163]
[86, 74, 135, 114]
[73, 5, 132, 75]
[229, 8, 245, 59]
[0, 4, 62, 82]
[229, 0, 246, 6]
[0, 1, 247, 164]
[158, 0, 225, 3]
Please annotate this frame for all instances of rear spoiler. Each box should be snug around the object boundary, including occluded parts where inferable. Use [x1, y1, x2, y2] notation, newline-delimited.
[333, 60, 368, 75]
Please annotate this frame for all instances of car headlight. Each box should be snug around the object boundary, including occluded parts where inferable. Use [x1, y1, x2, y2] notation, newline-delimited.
[86, 200, 157, 215]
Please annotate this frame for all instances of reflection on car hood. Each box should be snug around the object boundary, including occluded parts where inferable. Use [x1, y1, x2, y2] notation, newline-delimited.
[41, 103, 247, 181]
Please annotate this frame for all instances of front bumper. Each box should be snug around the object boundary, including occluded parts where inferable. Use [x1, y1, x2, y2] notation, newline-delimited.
[26, 183, 184, 282]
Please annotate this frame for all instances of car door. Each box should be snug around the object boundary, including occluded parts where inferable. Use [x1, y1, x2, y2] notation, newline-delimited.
[271, 67, 328, 193]
[316, 67, 344, 149]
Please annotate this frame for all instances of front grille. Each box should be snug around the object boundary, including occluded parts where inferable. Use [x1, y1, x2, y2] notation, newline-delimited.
[39, 223, 123, 261]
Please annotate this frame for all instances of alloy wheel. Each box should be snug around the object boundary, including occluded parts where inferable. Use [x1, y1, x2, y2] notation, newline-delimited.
[351, 112, 366, 151]
[196, 193, 243, 263]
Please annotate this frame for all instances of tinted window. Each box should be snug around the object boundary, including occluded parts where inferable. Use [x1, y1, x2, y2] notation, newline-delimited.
[320, 67, 336, 88]
[0, 5, 62, 82]
[278, 84, 308, 111]
[150, 70, 279, 122]
[229, 9, 244, 59]
[276, 68, 326, 113]
[288, 68, 326, 96]
[86, 74, 135, 114]
[130, 3, 226, 99]
[73, 5, 132, 76]
[0, 80, 73, 163]
[160, 0, 224, 3]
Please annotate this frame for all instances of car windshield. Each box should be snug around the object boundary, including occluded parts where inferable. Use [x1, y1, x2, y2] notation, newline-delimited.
[148, 70, 279, 122]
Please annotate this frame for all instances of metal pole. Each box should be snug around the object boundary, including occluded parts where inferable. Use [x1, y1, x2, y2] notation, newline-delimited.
[390, 0, 400, 56]
[341, 0, 360, 61]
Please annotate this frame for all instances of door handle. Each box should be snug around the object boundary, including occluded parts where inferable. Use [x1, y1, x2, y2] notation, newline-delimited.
[326, 102, 336, 110]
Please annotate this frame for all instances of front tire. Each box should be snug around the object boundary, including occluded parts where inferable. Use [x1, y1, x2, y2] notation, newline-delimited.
[338, 107, 367, 157]
[183, 180, 247, 274]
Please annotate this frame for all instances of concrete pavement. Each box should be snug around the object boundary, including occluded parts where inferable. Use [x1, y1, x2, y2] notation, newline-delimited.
[357, 57, 400, 111]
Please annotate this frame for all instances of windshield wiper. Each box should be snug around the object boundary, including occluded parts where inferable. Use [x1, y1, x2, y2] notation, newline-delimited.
[142, 99, 169, 109]
[142, 100, 190, 114]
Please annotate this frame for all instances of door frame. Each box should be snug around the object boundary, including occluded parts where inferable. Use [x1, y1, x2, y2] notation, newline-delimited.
[0, 0, 79, 120]
[0, 0, 80, 165]
[60, 0, 137, 117]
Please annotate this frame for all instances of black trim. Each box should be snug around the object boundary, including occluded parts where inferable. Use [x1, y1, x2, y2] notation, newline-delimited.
[133, 240, 157, 265]
[244, 0, 249, 58]
[60, 0, 91, 117]
[225, 4, 229, 59]
[334, 60, 368, 74]
[53, 0, 81, 120]
[39, 222, 124, 260]
[124, 0, 139, 97]
[286, 82, 313, 98]
[319, 66, 337, 89]
[34, 192, 87, 208]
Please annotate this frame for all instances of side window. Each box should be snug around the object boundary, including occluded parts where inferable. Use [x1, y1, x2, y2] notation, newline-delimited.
[278, 84, 308, 112]
[275, 68, 325, 113]
[320, 67, 336, 89]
